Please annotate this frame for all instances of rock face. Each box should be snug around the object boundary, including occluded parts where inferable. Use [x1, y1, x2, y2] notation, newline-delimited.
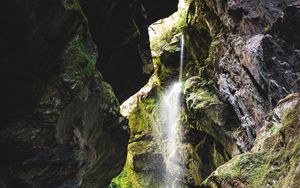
[0, 1, 130, 187]
[1, 0, 299, 187]
[189, 0, 300, 149]
[201, 93, 300, 188]
[186, 0, 300, 186]
[111, 29, 240, 187]
[0, 0, 178, 187]
[112, 0, 300, 187]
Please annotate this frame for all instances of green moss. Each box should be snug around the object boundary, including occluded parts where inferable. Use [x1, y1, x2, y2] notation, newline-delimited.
[61, 0, 96, 82]
[150, 2, 188, 55]
[62, 31, 97, 85]
[128, 97, 158, 137]
[204, 40, 216, 65]
[111, 141, 164, 188]
[112, 94, 164, 187]
[202, 152, 269, 188]
[201, 101, 300, 188]
[184, 77, 221, 113]
[110, 168, 132, 188]
[281, 106, 299, 127]
[62, 0, 82, 11]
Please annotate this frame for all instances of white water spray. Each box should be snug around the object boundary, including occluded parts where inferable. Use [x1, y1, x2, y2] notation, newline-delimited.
[158, 35, 185, 187]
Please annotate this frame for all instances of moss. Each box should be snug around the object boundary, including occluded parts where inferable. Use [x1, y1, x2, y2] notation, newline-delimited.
[150, 1, 188, 55]
[112, 93, 165, 187]
[281, 106, 299, 127]
[61, 0, 97, 84]
[110, 168, 133, 188]
[204, 41, 216, 65]
[62, 30, 97, 86]
[62, 0, 82, 11]
[201, 152, 268, 187]
[111, 141, 164, 188]
[201, 100, 300, 188]
[184, 76, 222, 113]
[128, 97, 158, 137]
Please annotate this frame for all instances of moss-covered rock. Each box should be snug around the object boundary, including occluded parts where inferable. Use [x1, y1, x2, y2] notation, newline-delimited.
[201, 94, 300, 188]
[111, 91, 166, 188]
[112, 1, 242, 186]
[183, 76, 240, 156]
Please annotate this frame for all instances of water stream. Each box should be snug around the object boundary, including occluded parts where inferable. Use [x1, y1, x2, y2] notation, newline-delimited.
[158, 35, 185, 187]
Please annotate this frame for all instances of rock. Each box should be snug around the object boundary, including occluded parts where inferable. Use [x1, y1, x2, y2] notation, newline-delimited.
[183, 76, 240, 157]
[0, 1, 129, 187]
[188, 0, 300, 148]
[111, 94, 166, 188]
[201, 93, 300, 188]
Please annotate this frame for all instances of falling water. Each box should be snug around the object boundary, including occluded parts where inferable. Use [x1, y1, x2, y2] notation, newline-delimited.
[179, 35, 184, 81]
[158, 35, 184, 187]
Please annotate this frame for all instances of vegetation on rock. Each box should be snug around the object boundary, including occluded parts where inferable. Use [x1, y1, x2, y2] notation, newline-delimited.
[201, 95, 300, 188]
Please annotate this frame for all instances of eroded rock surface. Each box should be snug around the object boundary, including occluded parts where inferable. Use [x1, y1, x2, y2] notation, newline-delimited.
[188, 0, 300, 149]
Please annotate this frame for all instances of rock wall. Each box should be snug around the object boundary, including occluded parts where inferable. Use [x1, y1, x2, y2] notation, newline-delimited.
[189, 0, 300, 149]
[0, 1, 129, 187]
[112, 0, 300, 187]
[186, 0, 300, 186]
[201, 94, 300, 188]
[1, 0, 299, 187]
[0, 0, 178, 187]
[188, 1, 300, 186]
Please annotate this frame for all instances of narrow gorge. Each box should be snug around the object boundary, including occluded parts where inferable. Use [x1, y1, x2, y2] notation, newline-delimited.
[0, 0, 299, 188]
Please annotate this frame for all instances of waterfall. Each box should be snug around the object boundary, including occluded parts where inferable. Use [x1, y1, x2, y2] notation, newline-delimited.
[179, 35, 184, 81]
[158, 35, 184, 187]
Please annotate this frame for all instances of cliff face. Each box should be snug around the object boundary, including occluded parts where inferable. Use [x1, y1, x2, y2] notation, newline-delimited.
[1, 0, 299, 187]
[189, 0, 300, 149]
[190, 0, 300, 187]
[0, 1, 129, 187]
[0, 0, 178, 187]
[112, 0, 300, 187]
[201, 94, 300, 188]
